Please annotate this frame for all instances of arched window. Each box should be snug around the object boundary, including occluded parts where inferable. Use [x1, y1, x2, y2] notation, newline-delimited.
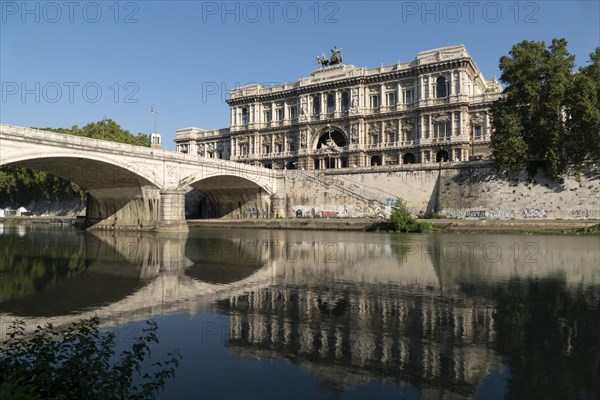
[436, 150, 449, 162]
[403, 153, 416, 164]
[370, 155, 381, 166]
[436, 77, 448, 98]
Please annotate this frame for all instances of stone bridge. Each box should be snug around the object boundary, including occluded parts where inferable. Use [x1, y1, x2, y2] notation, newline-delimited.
[0, 124, 285, 230]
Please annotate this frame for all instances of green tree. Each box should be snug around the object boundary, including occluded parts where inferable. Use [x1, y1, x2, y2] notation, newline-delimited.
[0, 317, 181, 400]
[0, 120, 150, 208]
[490, 39, 600, 179]
[564, 48, 600, 167]
[386, 199, 430, 233]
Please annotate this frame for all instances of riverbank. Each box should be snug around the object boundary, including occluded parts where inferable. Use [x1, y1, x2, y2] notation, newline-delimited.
[188, 218, 600, 234]
[187, 218, 383, 231]
[424, 218, 600, 234]
[0, 216, 76, 225]
[2, 216, 599, 234]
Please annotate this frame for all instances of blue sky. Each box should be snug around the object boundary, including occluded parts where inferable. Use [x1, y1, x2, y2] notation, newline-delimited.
[1, 0, 598, 150]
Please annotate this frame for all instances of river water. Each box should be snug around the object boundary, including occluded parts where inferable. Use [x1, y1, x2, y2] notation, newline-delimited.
[1, 224, 599, 399]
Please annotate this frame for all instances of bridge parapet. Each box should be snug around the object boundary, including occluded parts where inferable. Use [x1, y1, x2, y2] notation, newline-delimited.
[0, 124, 284, 230]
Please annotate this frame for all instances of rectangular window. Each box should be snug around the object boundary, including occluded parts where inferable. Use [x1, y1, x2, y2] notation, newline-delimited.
[370, 95, 380, 109]
[264, 111, 272, 123]
[327, 94, 335, 114]
[276, 109, 284, 121]
[474, 126, 482, 137]
[289, 107, 297, 120]
[434, 123, 451, 138]
[386, 92, 396, 106]
[403, 90, 414, 104]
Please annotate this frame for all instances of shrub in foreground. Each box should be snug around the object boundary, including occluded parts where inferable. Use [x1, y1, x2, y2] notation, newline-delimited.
[0, 317, 181, 400]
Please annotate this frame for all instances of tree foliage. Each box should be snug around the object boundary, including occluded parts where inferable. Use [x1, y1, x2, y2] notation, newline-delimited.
[0, 120, 150, 207]
[490, 39, 600, 179]
[0, 317, 181, 400]
[387, 199, 431, 233]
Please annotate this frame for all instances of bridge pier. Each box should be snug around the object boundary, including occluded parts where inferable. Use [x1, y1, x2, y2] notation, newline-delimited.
[270, 194, 285, 218]
[158, 190, 188, 232]
[83, 187, 187, 232]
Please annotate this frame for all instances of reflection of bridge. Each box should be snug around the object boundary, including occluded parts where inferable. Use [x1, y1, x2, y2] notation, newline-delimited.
[1, 229, 599, 397]
[0, 228, 277, 329]
[0, 124, 284, 230]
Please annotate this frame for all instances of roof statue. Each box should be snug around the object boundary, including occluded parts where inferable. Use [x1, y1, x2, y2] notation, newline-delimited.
[316, 47, 343, 67]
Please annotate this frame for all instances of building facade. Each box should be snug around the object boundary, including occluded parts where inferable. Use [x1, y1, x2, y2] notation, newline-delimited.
[175, 45, 502, 169]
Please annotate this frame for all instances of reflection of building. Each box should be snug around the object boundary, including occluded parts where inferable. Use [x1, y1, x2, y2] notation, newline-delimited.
[176, 45, 501, 169]
[220, 284, 498, 397]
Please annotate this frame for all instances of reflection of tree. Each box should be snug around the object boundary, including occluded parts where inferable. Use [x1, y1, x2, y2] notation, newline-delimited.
[0, 230, 149, 317]
[0, 233, 87, 302]
[494, 279, 600, 399]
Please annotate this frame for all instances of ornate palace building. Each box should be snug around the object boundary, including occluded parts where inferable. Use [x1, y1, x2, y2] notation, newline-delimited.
[175, 45, 502, 169]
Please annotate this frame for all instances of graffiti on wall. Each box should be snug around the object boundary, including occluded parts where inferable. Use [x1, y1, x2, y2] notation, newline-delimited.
[570, 209, 600, 219]
[440, 209, 464, 219]
[488, 209, 515, 219]
[384, 198, 399, 207]
[522, 208, 547, 218]
[465, 210, 486, 219]
[292, 204, 391, 219]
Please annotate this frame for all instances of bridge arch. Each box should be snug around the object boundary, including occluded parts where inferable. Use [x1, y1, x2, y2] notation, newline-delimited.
[1, 151, 162, 189]
[1, 152, 164, 229]
[184, 174, 273, 219]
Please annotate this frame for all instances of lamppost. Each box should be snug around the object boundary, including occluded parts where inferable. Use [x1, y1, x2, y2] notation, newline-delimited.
[101, 115, 108, 140]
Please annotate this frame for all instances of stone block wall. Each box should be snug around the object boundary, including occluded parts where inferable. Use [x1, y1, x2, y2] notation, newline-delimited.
[283, 163, 600, 220]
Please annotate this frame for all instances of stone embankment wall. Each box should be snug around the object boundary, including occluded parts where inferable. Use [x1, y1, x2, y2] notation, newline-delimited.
[287, 162, 599, 220]
[437, 164, 600, 220]
[282, 170, 395, 219]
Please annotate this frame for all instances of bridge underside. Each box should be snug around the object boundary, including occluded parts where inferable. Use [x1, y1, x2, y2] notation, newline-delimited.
[186, 176, 273, 219]
[4, 157, 187, 231]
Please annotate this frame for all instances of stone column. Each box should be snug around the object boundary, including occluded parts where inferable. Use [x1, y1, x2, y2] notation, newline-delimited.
[159, 190, 188, 232]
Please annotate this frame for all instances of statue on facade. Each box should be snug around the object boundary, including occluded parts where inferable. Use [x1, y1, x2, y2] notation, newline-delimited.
[316, 47, 343, 67]
[350, 125, 358, 143]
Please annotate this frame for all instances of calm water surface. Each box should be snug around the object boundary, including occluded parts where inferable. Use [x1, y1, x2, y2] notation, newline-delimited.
[1, 224, 599, 399]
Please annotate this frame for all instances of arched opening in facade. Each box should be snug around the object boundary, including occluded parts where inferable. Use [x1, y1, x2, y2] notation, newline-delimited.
[403, 153, 416, 164]
[316, 129, 347, 149]
[370, 155, 382, 166]
[313, 129, 348, 170]
[436, 150, 449, 162]
[286, 161, 297, 170]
